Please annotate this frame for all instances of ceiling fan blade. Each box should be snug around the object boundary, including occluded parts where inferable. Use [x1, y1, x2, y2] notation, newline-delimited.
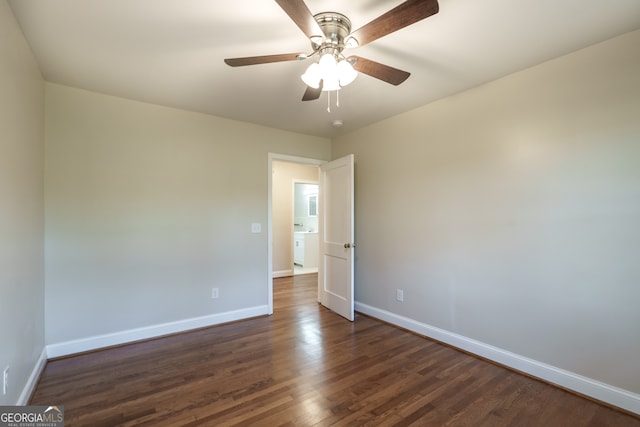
[350, 56, 411, 86]
[224, 53, 301, 67]
[274, 0, 323, 38]
[302, 81, 323, 101]
[349, 0, 439, 47]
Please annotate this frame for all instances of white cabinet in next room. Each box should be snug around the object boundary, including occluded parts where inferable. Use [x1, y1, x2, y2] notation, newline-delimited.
[294, 232, 318, 268]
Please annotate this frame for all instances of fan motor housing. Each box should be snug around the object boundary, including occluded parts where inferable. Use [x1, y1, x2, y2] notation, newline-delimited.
[312, 12, 352, 51]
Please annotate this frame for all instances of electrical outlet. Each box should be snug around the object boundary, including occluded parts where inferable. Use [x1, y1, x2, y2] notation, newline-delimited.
[3, 366, 8, 395]
[211, 288, 219, 299]
[396, 289, 404, 302]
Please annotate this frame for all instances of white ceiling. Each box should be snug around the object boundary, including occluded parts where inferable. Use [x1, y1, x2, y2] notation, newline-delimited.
[9, 0, 640, 138]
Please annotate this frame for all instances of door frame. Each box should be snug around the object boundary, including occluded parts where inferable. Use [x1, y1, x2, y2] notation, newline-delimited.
[267, 153, 325, 314]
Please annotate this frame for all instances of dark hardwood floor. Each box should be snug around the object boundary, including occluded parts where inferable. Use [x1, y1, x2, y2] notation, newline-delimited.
[31, 274, 639, 426]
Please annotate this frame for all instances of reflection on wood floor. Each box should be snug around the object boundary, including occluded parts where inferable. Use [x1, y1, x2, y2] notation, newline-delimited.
[30, 274, 639, 426]
[294, 265, 318, 275]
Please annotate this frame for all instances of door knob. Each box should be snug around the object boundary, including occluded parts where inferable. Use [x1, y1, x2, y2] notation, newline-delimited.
[344, 243, 356, 249]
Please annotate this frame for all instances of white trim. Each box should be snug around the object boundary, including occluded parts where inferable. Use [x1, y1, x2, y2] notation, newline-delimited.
[355, 302, 640, 415]
[46, 305, 269, 359]
[267, 153, 325, 315]
[17, 347, 48, 405]
[273, 269, 293, 278]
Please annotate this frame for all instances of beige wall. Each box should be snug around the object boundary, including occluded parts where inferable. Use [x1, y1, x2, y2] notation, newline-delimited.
[0, 1, 45, 404]
[45, 83, 330, 345]
[272, 161, 319, 276]
[334, 29, 640, 396]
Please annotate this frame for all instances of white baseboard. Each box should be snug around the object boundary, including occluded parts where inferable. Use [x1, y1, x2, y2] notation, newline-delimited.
[17, 347, 47, 405]
[355, 302, 640, 415]
[273, 269, 293, 278]
[46, 305, 270, 359]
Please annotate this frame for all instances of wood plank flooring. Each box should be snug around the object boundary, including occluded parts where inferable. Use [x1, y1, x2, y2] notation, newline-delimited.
[31, 274, 639, 426]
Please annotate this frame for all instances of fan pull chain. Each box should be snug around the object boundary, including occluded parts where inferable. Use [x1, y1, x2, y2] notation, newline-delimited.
[325, 91, 341, 113]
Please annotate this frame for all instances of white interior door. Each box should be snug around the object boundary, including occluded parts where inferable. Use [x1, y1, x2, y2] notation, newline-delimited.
[318, 154, 355, 321]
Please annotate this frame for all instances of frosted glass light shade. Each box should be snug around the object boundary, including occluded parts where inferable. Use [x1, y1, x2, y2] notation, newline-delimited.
[318, 53, 337, 73]
[337, 60, 357, 86]
[322, 75, 341, 92]
[301, 63, 321, 89]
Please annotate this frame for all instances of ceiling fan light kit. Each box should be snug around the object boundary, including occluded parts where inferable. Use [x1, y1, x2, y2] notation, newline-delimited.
[225, 0, 440, 108]
[300, 12, 358, 93]
[301, 53, 357, 91]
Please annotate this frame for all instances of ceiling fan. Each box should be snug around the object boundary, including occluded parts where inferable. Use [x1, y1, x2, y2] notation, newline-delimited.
[224, 0, 439, 102]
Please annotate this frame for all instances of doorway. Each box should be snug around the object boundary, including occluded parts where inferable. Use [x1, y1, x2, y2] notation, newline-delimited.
[268, 153, 355, 320]
[268, 153, 324, 315]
